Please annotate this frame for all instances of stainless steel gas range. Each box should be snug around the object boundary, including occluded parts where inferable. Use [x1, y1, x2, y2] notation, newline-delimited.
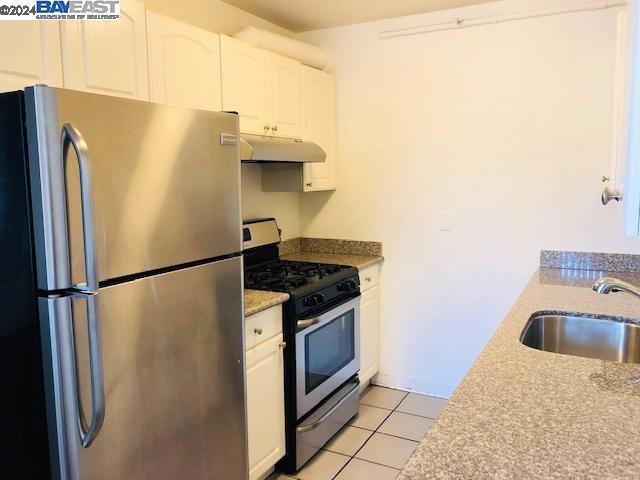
[243, 219, 361, 473]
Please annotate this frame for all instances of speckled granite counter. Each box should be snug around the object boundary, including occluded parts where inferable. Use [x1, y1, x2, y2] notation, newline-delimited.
[281, 251, 383, 270]
[244, 289, 289, 317]
[399, 267, 640, 480]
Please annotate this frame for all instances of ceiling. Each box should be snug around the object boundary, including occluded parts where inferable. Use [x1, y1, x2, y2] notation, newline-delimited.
[222, 0, 494, 32]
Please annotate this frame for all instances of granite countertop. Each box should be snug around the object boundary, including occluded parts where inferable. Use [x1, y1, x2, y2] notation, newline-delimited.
[281, 251, 384, 270]
[244, 289, 289, 317]
[399, 267, 640, 479]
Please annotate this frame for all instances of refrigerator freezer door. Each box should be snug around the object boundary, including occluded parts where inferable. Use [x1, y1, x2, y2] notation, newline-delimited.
[25, 86, 242, 290]
[40, 257, 248, 480]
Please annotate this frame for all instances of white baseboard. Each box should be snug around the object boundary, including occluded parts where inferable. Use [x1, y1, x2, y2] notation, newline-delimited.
[371, 371, 455, 399]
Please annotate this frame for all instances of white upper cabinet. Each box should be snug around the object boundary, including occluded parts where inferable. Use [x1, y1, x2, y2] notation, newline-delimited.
[267, 52, 302, 138]
[60, 0, 149, 100]
[0, 22, 63, 93]
[147, 12, 222, 111]
[220, 35, 269, 134]
[302, 66, 337, 191]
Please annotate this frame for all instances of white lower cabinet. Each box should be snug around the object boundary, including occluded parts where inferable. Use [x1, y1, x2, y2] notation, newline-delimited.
[246, 307, 286, 480]
[359, 264, 381, 386]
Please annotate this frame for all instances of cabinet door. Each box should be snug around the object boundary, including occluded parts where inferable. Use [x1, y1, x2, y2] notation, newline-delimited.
[0, 22, 62, 93]
[302, 66, 337, 191]
[267, 52, 302, 139]
[147, 12, 222, 111]
[221, 35, 268, 135]
[246, 334, 286, 480]
[360, 286, 380, 385]
[60, 0, 149, 100]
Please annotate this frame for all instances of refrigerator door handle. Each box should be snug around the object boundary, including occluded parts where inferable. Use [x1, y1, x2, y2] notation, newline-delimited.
[61, 123, 98, 294]
[71, 292, 105, 448]
[62, 123, 105, 447]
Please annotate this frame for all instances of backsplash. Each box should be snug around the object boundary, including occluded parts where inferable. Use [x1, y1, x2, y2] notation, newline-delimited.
[540, 250, 640, 273]
[279, 237, 382, 256]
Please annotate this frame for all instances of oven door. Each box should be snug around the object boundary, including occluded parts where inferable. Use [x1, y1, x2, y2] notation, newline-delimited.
[295, 296, 360, 419]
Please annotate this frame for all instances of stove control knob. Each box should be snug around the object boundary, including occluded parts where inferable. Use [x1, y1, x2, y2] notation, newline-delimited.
[348, 280, 357, 290]
[313, 293, 325, 304]
[337, 282, 349, 292]
[303, 295, 318, 307]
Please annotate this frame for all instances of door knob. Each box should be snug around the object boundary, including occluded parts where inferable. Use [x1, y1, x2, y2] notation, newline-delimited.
[601, 186, 623, 205]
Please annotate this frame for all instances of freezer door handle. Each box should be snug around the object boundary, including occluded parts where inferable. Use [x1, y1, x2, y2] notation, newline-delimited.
[62, 123, 98, 294]
[71, 293, 105, 448]
[62, 123, 105, 447]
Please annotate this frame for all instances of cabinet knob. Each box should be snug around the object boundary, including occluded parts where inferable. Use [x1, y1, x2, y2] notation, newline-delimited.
[279, 341, 287, 349]
[365, 277, 372, 282]
[602, 176, 611, 183]
[271, 125, 278, 132]
[254, 327, 263, 335]
[263, 124, 270, 133]
[306, 182, 313, 187]
[601, 186, 623, 205]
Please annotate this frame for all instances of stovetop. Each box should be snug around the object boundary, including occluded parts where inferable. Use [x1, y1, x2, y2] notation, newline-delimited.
[245, 258, 360, 317]
[245, 260, 353, 293]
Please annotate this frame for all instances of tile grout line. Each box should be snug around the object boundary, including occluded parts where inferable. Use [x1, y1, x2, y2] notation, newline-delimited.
[329, 389, 402, 480]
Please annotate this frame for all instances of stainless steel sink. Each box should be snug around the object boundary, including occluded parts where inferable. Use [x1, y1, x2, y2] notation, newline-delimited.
[520, 313, 640, 364]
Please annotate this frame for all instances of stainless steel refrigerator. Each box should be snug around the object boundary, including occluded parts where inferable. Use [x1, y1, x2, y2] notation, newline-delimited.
[0, 85, 248, 479]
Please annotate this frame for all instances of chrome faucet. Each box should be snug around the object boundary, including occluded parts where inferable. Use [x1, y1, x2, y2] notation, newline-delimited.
[592, 277, 640, 299]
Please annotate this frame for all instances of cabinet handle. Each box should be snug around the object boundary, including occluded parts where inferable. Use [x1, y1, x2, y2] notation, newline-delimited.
[271, 125, 278, 132]
[306, 182, 313, 188]
[279, 341, 287, 349]
[365, 277, 372, 282]
[254, 327, 263, 335]
[263, 124, 270, 133]
[601, 186, 622, 205]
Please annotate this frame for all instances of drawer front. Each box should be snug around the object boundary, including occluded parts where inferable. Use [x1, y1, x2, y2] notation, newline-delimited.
[246, 305, 283, 351]
[296, 378, 359, 470]
[359, 264, 379, 292]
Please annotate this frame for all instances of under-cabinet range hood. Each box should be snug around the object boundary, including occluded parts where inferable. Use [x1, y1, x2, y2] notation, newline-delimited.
[239, 134, 325, 163]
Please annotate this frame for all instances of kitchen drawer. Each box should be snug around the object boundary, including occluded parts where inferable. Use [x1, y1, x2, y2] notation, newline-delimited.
[246, 304, 283, 351]
[359, 264, 379, 292]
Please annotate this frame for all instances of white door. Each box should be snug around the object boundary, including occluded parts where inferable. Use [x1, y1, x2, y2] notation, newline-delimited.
[621, 0, 640, 235]
[0, 22, 63, 93]
[246, 334, 286, 480]
[60, 0, 149, 100]
[147, 12, 222, 111]
[360, 286, 380, 385]
[302, 66, 337, 191]
[267, 52, 302, 139]
[220, 35, 268, 135]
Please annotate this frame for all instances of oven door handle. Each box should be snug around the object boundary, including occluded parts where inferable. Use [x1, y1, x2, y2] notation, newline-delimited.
[296, 378, 360, 433]
[296, 296, 360, 331]
[296, 317, 321, 329]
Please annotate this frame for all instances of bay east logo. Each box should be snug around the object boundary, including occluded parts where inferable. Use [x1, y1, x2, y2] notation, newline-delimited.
[0, 0, 120, 20]
[36, 1, 120, 18]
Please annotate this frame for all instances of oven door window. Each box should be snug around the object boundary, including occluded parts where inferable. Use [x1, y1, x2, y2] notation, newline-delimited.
[304, 311, 355, 394]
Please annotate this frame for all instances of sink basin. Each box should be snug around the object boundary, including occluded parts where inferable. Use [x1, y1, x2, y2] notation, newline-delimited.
[520, 313, 640, 364]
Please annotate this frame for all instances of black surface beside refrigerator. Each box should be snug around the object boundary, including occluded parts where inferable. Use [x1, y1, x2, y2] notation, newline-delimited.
[0, 91, 52, 478]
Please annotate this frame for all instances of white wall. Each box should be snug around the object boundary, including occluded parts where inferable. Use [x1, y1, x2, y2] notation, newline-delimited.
[299, 0, 640, 397]
[241, 164, 301, 239]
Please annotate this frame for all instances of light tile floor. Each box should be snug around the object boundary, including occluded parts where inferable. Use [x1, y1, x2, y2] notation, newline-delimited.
[269, 386, 447, 480]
